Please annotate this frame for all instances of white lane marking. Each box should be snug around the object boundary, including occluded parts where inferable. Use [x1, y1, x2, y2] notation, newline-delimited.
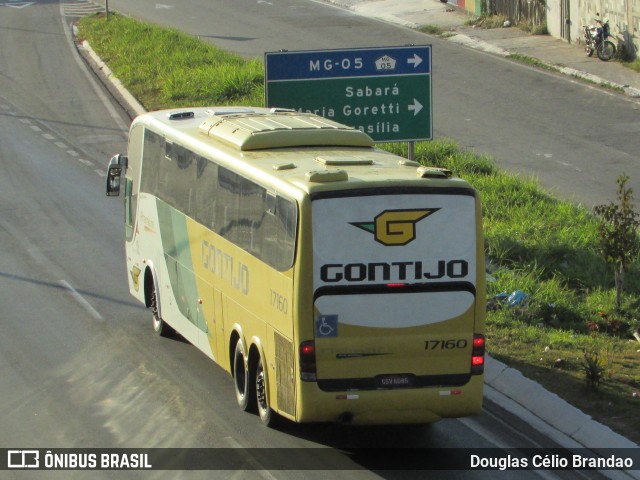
[223, 437, 279, 480]
[59, 279, 104, 321]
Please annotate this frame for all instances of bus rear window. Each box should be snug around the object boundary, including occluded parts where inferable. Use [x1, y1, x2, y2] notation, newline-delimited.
[312, 190, 477, 290]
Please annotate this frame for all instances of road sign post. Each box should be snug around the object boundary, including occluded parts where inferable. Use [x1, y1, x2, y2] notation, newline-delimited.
[265, 46, 432, 143]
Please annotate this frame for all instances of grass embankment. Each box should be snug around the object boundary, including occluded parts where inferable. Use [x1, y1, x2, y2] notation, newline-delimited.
[78, 14, 263, 110]
[78, 13, 640, 443]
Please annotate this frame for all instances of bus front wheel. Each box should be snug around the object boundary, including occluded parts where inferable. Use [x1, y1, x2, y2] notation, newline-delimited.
[150, 284, 173, 337]
[233, 341, 254, 412]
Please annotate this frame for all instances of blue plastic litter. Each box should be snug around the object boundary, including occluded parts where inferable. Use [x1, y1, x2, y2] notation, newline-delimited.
[507, 290, 529, 307]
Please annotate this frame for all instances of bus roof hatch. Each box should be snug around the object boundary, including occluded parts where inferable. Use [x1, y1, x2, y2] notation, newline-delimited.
[199, 111, 374, 151]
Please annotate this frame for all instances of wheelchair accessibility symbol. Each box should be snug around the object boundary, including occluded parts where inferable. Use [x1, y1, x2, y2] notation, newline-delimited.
[316, 314, 338, 338]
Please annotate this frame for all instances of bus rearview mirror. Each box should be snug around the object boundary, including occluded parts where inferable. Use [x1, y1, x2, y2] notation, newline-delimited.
[106, 154, 128, 196]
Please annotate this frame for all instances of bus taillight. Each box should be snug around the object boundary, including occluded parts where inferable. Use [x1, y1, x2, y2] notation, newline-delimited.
[471, 334, 485, 375]
[300, 340, 317, 381]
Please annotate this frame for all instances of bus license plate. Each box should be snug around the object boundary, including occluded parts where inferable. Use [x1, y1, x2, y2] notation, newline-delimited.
[377, 374, 414, 388]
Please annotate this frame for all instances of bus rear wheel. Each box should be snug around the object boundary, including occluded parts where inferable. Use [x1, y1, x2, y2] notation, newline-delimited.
[256, 355, 277, 427]
[233, 341, 254, 412]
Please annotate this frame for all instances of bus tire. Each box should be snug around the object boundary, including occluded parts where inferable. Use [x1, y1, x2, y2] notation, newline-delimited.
[233, 341, 254, 412]
[256, 355, 277, 427]
[150, 284, 173, 337]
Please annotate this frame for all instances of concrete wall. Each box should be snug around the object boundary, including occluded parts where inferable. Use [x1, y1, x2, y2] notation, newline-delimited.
[549, 0, 639, 58]
[546, 0, 561, 39]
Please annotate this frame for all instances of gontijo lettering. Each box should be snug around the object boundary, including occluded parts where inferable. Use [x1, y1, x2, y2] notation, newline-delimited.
[320, 260, 469, 283]
[201, 239, 249, 295]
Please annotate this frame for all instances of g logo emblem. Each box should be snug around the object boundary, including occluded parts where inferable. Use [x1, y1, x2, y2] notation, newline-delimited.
[130, 265, 142, 292]
[350, 209, 439, 246]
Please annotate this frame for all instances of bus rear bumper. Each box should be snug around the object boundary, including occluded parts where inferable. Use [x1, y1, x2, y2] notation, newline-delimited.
[294, 375, 484, 425]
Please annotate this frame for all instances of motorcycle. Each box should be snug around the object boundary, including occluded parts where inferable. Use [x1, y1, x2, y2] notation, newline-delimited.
[583, 13, 616, 61]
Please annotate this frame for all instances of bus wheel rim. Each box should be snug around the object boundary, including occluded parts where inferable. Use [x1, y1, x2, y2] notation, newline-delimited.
[151, 290, 161, 330]
[256, 363, 267, 412]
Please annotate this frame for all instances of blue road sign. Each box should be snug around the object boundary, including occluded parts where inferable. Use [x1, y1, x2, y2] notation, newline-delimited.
[265, 46, 432, 142]
[265, 46, 431, 80]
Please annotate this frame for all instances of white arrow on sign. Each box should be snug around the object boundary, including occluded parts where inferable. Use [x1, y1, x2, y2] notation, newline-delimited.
[408, 99, 423, 116]
[407, 54, 423, 69]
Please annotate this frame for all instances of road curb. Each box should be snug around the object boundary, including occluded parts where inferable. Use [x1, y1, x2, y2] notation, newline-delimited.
[74, 32, 147, 117]
[486, 356, 639, 452]
[446, 33, 510, 56]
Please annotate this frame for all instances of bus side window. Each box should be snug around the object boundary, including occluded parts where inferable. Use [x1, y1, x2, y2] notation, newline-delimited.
[194, 156, 218, 231]
[141, 129, 163, 197]
[125, 177, 134, 233]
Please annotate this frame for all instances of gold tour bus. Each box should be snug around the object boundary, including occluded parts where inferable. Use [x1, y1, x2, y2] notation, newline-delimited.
[106, 106, 486, 426]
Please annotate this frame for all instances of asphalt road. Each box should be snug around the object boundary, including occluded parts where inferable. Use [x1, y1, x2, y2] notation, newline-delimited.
[0, 1, 622, 479]
[0, 90, 586, 478]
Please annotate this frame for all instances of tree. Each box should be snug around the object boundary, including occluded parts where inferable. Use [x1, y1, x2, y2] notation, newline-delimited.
[593, 175, 640, 310]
